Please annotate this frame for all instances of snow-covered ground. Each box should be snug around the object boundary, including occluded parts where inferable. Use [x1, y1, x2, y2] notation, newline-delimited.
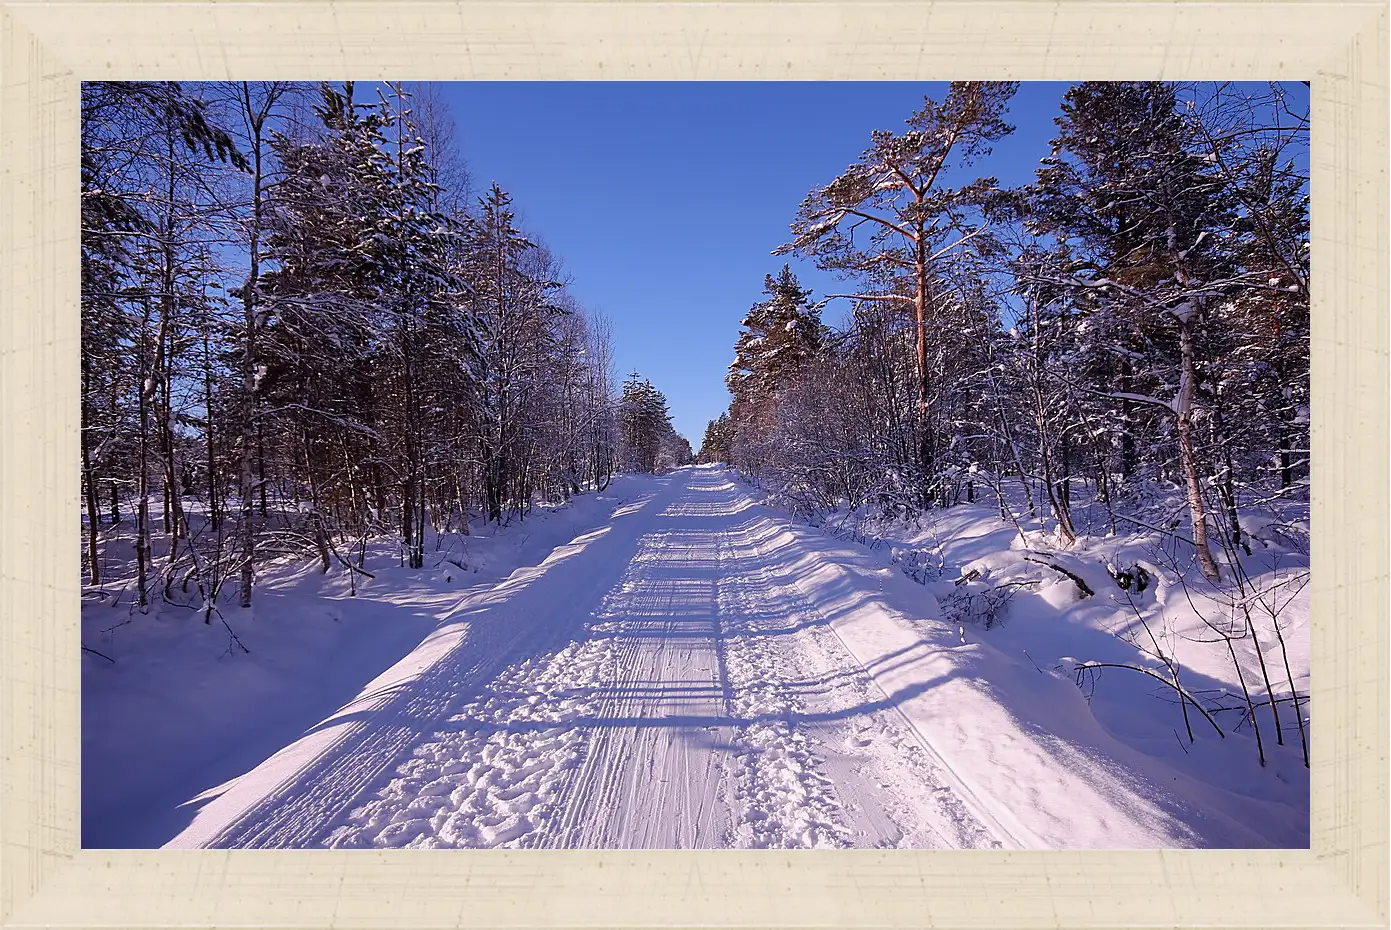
[81, 478, 658, 848]
[83, 465, 1308, 850]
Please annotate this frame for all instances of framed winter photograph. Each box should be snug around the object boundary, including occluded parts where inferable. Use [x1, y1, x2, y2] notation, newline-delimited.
[2, 1, 1386, 928]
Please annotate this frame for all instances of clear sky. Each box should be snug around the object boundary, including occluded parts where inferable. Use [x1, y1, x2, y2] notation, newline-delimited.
[436, 82, 1299, 445]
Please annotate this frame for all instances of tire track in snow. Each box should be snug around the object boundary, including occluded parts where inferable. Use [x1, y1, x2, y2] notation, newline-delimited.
[718, 532, 859, 849]
[314, 505, 703, 849]
[209, 639, 512, 849]
[751, 524, 1009, 849]
[186, 470, 1009, 849]
[323, 632, 616, 848]
[325, 513, 733, 849]
[721, 518, 1002, 850]
[190, 486, 680, 850]
[544, 522, 735, 848]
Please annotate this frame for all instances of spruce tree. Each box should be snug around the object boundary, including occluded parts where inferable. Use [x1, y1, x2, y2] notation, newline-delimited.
[725, 265, 824, 471]
[1025, 81, 1239, 578]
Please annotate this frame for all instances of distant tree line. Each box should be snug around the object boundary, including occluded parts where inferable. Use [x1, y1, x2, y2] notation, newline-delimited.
[618, 372, 693, 473]
[700, 81, 1309, 582]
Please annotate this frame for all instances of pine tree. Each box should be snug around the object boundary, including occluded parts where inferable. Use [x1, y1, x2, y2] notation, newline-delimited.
[81, 81, 631, 616]
[778, 82, 1019, 489]
[372, 83, 473, 566]
[80, 82, 247, 606]
[226, 81, 294, 607]
[1186, 83, 1310, 495]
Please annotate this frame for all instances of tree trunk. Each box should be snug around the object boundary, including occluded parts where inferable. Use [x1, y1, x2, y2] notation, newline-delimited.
[135, 299, 162, 610]
[1276, 371, 1298, 491]
[158, 110, 185, 565]
[986, 369, 1035, 518]
[913, 242, 932, 486]
[1119, 358, 1136, 480]
[418, 466, 427, 564]
[107, 378, 123, 525]
[81, 338, 104, 585]
[1213, 402, 1249, 556]
[1059, 429, 1072, 513]
[1036, 422, 1076, 545]
[203, 326, 220, 532]
[256, 422, 269, 517]
[371, 455, 388, 521]
[402, 349, 423, 568]
[312, 511, 332, 573]
[159, 311, 183, 561]
[344, 441, 365, 532]
[1029, 297, 1075, 545]
[82, 403, 102, 586]
[1098, 465, 1118, 536]
[109, 478, 121, 526]
[136, 412, 151, 612]
[1176, 317, 1222, 582]
[401, 475, 416, 565]
[238, 85, 265, 609]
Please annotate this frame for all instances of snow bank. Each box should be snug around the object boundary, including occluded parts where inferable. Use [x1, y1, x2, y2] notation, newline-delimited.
[737, 485, 1309, 848]
[82, 475, 664, 848]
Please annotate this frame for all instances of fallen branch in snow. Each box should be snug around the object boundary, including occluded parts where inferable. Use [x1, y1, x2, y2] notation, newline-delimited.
[953, 568, 983, 587]
[1173, 729, 1190, 755]
[331, 545, 375, 579]
[82, 644, 115, 664]
[1022, 556, 1095, 597]
[1073, 661, 1225, 738]
[221, 616, 250, 655]
[1110, 512, 1197, 547]
[1022, 649, 1046, 675]
[204, 605, 250, 656]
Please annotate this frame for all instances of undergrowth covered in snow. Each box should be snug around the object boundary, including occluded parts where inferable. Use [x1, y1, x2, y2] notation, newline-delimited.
[736, 465, 1310, 845]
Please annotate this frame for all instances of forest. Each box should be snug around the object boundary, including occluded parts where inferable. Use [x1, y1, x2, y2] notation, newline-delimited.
[81, 81, 690, 614]
[81, 80, 1312, 851]
[702, 81, 1308, 586]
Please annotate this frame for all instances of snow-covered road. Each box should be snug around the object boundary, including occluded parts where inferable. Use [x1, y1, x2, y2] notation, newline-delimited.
[164, 466, 1293, 850]
[165, 469, 993, 849]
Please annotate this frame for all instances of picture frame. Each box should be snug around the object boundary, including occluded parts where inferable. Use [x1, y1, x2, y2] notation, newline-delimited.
[1, 1, 1385, 926]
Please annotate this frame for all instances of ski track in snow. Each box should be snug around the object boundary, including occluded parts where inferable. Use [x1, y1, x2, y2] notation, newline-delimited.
[184, 469, 1004, 850]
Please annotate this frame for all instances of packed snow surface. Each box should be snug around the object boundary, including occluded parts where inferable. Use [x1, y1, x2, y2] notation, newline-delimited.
[84, 466, 1306, 850]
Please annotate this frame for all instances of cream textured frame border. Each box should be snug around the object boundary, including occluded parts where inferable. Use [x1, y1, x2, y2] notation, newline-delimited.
[1, 2, 1385, 927]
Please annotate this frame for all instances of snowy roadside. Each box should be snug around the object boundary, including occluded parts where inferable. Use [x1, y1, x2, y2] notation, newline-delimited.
[727, 471, 1309, 848]
[81, 475, 663, 848]
[84, 464, 1307, 850]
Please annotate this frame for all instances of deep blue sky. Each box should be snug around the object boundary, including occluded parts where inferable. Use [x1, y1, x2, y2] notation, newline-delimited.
[437, 82, 1301, 445]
